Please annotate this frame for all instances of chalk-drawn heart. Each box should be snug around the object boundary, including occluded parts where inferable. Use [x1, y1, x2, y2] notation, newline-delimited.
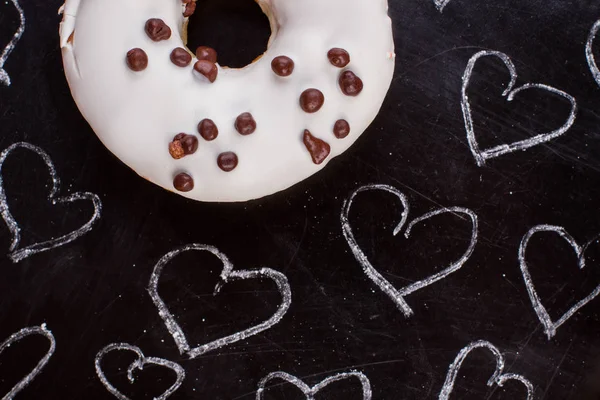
[95, 343, 185, 400]
[461, 50, 577, 166]
[0, 324, 55, 400]
[586, 19, 600, 87]
[256, 370, 372, 400]
[148, 244, 292, 359]
[439, 340, 534, 399]
[433, 0, 451, 12]
[341, 184, 478, 317]
[0, 142, 102, 263]
[0, 0, 25, 86]
[519, 224, 600, 339]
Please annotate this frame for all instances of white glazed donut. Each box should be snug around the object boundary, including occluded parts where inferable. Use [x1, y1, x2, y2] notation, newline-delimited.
[59, 0, 395, 202]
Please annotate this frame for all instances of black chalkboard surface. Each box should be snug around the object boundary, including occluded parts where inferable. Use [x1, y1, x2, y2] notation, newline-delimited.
[1, 0, 600, 399]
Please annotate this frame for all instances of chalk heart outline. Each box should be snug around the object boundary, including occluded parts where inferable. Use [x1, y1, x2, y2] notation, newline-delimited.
[95, 343, 185, 400]
[256, 371, 372, 400]
[586, 19, 600, 87]
[462, 50, 577, 166]
[341, 184, 478, 317]
[148, 244, 292, 359]
[439, 340, 534, 400]
[0, 324, 56, 400]
[519, 224, 600, 339]
[0, 142, 102, 263]
[0, 0, 25, 86]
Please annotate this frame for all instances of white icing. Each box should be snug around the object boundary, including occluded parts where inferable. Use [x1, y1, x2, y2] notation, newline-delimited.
[59, 0, 395, 202]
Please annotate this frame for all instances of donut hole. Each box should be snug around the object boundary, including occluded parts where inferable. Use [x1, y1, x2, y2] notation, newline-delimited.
[186, 0, 271, 69]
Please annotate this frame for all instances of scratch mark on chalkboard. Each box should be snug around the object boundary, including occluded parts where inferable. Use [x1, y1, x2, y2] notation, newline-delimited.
[284, 211, 308, 273]
[586, 19, 600, 87]
[0, 0, 25, 86]
[148, 244, 292, 359]
[539, 340, 574, 399]
[516, 326, 540, 352]
[95, 342, 185, 400]
[0, 324, 55, 400]
[462, 50, 577, 166]
[193, 347, 313, 359]
[96, 295, 122, 317]
[342, 184, 478, 317]
[351, 158, 420, 200]
[0, 142, 102, 263]
[392, 46, 487, 83]
[518, 225, 600, 339]
[256, 370, 372, 400]
[546, 146, 600, 174]
[502, 275, 523, 294]
[439, 340, 534, 400]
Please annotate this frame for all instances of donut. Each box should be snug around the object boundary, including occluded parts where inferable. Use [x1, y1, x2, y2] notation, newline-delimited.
[59, 0, 395, 202]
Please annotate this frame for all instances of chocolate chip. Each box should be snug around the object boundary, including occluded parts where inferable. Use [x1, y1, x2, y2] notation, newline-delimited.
[173, 172, 194, 192]
[339, 71, 363, 96]
[181, 135, 198, 154]
[145, 19, 171, 41]
[173, 133, 198, 153]
[198, 119, 219, 141]
[126, 48, 148, 71]
[184, 1, 196, 17]
[194, 60, 218, 83]
[328, 48, 350, 68]
[196, 46, 218, 63]
[303, 130, 331, 165]
[217, 152, 239, 172]
[333, 119, 351, 139]
[169, 140, 185, 159]
[169, 134, 198, 158]
[235, 113, 257, 135]
[299, 89, 325, 113]
[271, 56, 294, 77]
[170, 48, 192, 67]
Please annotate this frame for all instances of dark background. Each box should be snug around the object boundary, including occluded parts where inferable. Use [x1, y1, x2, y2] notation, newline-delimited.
[1, 0, 600, 398]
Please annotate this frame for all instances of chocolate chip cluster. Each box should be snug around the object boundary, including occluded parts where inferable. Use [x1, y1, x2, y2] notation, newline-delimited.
[125, 16, 365, 192]
[269, 47, 362, 165]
